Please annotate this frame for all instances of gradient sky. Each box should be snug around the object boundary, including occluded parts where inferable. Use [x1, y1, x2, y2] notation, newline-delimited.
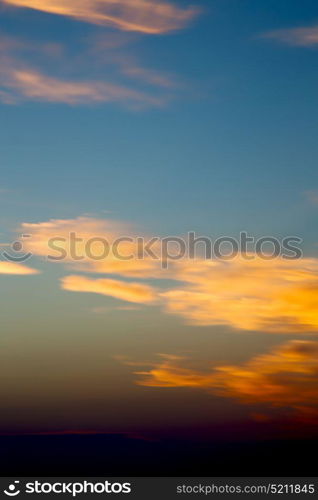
[1, 0, 318, 439]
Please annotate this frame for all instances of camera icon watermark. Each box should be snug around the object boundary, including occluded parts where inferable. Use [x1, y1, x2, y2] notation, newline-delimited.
[3, 481, 20, 497]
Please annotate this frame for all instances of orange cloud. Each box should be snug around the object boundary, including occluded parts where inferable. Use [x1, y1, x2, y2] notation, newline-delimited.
[0, 261, 39, 275]
[2, 0, 199, 34]
[0, 34, 172, 107]
[19, 217, 318, 333]
[21, 216, 164, 278]
[132, 340, 318, 414]
[62, 275, 157, 304]
[263, 25, 318, 47]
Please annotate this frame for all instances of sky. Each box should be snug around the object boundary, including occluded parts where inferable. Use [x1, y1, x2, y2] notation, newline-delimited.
[1, 0, 318, 443]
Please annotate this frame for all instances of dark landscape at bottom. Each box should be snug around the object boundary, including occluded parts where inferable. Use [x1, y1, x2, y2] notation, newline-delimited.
[1, 433, 317, 476]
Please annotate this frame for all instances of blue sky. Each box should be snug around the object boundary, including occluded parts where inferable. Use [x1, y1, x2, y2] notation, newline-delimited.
[1, 0, 318, 239]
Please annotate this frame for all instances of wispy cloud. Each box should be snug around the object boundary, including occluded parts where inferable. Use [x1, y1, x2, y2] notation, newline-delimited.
[91, 304, 140, 314]
[262, 25, 318, 47]
[0, 261, 39, 274]
[129, 340, 318, 415]
[21, 216, 165, 277]
[2, 67, 163, 106]
[19, 216, 318, 334]
[62, 275, 157, 304]
[2, 0, 199, 34]
[161, 257, 318, 332]
[86, 34, 177, 88]
[0, 33, 174, 107]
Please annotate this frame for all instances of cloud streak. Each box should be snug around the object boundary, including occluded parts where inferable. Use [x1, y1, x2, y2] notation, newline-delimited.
[0, 33, 173, 107]
[0, 261, 39, 275]
[2, 0, 199, 34]
[305, 190, 318, 206]
[162, 257, 318, 332]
